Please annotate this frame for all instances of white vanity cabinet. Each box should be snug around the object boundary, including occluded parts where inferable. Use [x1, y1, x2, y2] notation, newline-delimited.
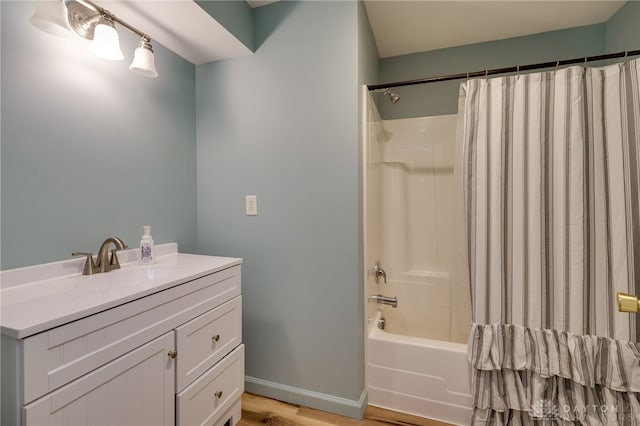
[1, 248, 243, 426]
[23, 332, 177, 425]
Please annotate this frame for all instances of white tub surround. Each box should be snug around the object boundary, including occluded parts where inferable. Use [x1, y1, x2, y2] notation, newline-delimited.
[363, 88, 473, 424]
[374, 115, 471, 344]
[1, 244, 244, 426]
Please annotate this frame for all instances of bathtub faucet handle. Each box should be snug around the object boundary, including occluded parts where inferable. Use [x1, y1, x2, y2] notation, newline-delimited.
[373, 262, 387, 284]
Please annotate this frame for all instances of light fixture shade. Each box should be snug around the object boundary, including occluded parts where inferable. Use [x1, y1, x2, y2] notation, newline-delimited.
[89, 21, 124, 61]
[30, 1, 72, 37]
[129, 40, 158, 78]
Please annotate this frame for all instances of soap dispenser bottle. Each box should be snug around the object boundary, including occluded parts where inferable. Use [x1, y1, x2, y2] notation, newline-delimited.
[139, 225, 155, 264]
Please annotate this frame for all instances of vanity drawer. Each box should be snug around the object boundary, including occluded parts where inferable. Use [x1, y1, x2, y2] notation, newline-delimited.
[21, 265, 241, 404]
[176, 344, 244, 426]
[175, 296, 242, 392]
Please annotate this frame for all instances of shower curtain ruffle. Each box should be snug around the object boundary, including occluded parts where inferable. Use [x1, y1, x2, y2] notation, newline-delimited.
[469, 323, 640, 425]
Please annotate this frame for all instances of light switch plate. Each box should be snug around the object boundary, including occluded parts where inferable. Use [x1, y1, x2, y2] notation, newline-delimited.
[245, 195, 257, 215]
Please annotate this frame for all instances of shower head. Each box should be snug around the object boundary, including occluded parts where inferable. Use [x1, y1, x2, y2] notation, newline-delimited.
[383, 88, 400, 104]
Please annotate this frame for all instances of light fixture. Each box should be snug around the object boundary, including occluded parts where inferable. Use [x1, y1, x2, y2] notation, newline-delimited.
[32, 0, 158, 77]
[29, 1, 72, 37]
[88, 16, 123, 61]
[129, 38, 158, 78]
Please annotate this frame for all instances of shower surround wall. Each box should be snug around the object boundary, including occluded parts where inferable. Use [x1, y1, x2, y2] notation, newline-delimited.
[377, 115, 459, 341]
[364, 92, 471, 424]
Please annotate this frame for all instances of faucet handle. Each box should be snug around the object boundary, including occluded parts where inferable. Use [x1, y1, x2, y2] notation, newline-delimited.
[373, 262, 387, 284]
[72, 252, 96, 276]
[109, 245, 127, 270]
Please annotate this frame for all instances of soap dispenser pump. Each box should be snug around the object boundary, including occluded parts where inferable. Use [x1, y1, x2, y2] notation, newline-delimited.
[139, 225, 155, 264]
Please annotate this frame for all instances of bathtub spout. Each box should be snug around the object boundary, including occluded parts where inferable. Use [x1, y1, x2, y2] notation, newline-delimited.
[378, 317, 386, 330]
[368, 294, 398, 308]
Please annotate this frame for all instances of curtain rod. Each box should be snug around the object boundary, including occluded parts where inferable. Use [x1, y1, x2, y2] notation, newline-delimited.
[367, 49, 640, 91]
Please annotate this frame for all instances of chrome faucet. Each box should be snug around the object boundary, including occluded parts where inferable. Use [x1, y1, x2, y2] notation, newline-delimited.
[73, 237, 127, 275]
[368, 294, 398, 308]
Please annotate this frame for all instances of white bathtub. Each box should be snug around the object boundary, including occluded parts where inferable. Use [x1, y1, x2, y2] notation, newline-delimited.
[366, 310, 472, 425]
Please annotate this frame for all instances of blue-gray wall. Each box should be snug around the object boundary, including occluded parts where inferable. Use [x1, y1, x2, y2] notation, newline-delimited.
[605, 0, 640, 52]
[196, 1, 254, 52]
[196, 0, 365, 416]
[377, 24, 607, 119]
[358, 0, 378, 87]
[1, 1, 197, 269]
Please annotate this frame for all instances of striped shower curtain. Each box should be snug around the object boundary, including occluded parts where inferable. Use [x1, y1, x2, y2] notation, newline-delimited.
[458, 58, 640, 425]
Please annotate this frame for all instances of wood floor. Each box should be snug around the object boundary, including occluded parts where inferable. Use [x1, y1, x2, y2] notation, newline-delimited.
[238, 393, 454, 426]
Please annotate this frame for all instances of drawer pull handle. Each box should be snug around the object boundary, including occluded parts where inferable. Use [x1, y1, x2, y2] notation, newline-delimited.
[215, 391, 223, 399]
[212, 334, 220, 342]
[168, 350, 177, 359]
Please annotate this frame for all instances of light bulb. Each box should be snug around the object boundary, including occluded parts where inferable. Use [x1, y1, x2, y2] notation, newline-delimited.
[89, 21, 123, 61]
[30, 0, 72, 37]
[129, 39, 158, 78]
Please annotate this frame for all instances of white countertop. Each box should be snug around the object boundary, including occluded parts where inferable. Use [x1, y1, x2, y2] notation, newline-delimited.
[0, 244, 242, 339]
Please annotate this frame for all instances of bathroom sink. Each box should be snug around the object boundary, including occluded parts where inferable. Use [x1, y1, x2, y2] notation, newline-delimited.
[110, 261, 177, 282]
[0, 244, 242, 338]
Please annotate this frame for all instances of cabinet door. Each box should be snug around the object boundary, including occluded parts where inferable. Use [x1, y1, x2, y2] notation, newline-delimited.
[23, 332, 175, 426]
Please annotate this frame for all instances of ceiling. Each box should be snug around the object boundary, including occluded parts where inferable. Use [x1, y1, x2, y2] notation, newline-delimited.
[93, 1, 627, 65]
[364, 1, 627, 58]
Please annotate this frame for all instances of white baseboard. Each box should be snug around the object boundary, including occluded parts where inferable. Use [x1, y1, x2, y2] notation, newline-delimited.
[244, 376, 368, 419]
